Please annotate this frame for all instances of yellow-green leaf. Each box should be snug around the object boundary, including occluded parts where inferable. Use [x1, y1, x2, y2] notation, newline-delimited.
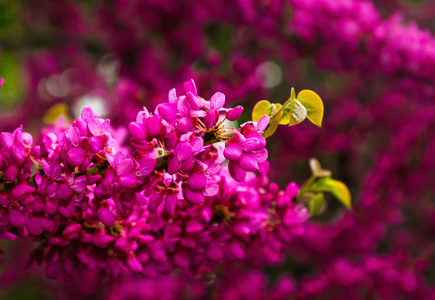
[43, 103, 70, 124]
[289, 100, 307, 126]
[297, 90, 324, 127]
[290, 87, 296, 102]
[313, 178, 351, 208]
[279, 106, 291, 125]
[252, 100, 272, 122]
[263, 110, 283, 138]
[308, 193, 325, 216]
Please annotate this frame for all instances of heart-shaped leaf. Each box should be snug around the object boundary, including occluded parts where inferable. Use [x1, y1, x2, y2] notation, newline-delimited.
[252, 100, 272, 122]
[297, 90, 324, 127]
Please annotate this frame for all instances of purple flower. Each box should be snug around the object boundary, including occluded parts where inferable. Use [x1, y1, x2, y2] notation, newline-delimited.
[203, 92, 225, 128]
[224, 129, 268, 182]
[184, 79, 202, 110]
[107, 152, 137, 188]
[183, 163, 220, 205]
[168, 137, 203, 175]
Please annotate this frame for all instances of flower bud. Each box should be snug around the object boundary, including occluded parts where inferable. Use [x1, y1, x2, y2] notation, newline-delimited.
[176, 116, 193, 134]
[157, 103, 177, 122]
[285, 182, 300, 198]
[164, 131, 178, 149]
[67, 147, 85, 166]
[75, 118, 88, 136]
[130, 138, 155, 151]
[186, 91, 202, 110]
[128, 122, 146, 140]
[184, 79, 198, 95]
[8, 209, 28, 228]
[226, 105, 243, 121]
[56, 183, 73, 201]
[5, 165, 19, 182]
[0, 132, 13, 149]
[246, 131, 266, 150]
[26, 216, 43, 236]
[97, 207, 115, 227]
[146, 115, 162, 137]
[88, 136, 103, 153]
[188, 172, 206, 191]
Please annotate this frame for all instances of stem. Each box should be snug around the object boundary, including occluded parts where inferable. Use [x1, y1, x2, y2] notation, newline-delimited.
[296, 175, 316, 201]
[272, 88, 295, 119]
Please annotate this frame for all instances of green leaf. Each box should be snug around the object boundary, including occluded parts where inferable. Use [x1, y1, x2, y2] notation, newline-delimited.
[289, 100, 307, 126]
[297, 90, 324, 127]
[312, 178, 351, 208]
[0, 52, 24, 108]
[43, 103, 70, 125]
[252, 100, 272, 122]
[279, 106, 291, 125]
[205, 22, 234, 52]
[308, 193, 325, 216]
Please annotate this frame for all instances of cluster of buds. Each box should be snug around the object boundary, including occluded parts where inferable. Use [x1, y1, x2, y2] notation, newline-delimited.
[0, 79, 310, 279]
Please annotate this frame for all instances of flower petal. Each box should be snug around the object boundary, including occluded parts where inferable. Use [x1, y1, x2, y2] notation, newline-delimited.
[257, 115, 270, 132]
[183, 188, 204, 205]
[136, 158, 157, 177]
[210, 92, 225, 109]
[253, 148, 268, 163]
[188, 172, 206, 191]
[157, 103, 177, 122]
[168, 88, 177, 103]
[239, 153, 259, 171]
[148, 191, 164, 213]
[203, 184, 219, 197]
[224, 143, 242, 160]
[228, 160, 246, 182]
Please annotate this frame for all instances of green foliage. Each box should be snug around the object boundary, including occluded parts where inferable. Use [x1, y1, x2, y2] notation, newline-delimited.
[252, 100, 283, 138]
[251, 89, 348, 216]
[0, 52, 24, 108]
[306, 192, 325, 217]
[298, 158, 351, 216]
[205, 22, 234, 52]
[251, 87, 324, 138]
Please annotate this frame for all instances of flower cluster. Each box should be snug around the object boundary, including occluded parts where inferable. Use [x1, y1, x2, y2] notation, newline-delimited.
[0, 80, 309, 279]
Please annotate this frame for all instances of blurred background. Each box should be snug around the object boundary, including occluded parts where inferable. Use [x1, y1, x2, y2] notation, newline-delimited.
[2, 0, 435, 299]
